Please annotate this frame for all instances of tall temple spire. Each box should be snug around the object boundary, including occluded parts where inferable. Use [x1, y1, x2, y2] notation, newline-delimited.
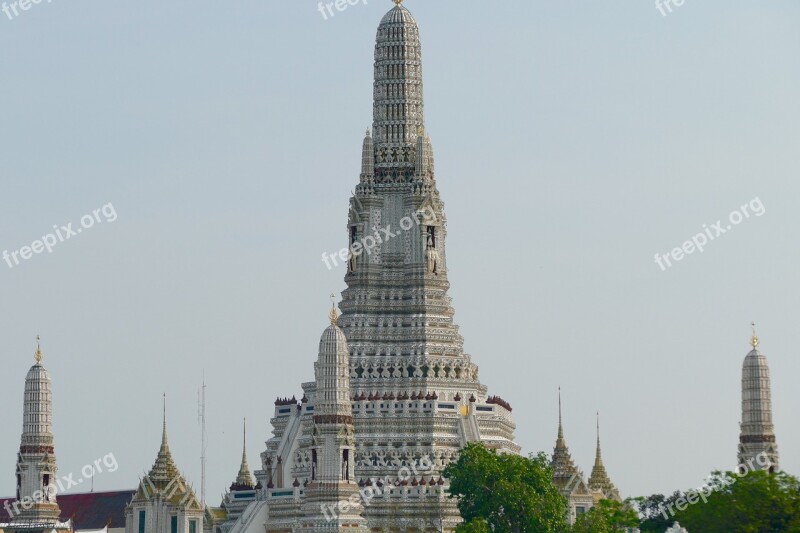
[14, 336, 61, 523]
[372, 0, 425, 162]
[232, 418, 255, 490]
[588, 412, 620, 501]
[148, 396, 180, 488]
[738, 324, 779, 473]
[265, 4, 520, 530]
[551, 390, 594, 522]
[553, 388, 572, 461]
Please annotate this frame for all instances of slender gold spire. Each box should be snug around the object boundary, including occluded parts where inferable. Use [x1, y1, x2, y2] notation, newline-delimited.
[234, 417, 255, 488]
[557, 387, 564, 440]
[147, 393, 180, 488]
[162, 393, 168, 448]
[34, 335, 42, 364]
[751, 321, 760, 349]
[393, 0, 403, 6]
[243, 417, 247, 456]
[329, 293, 339, 326]
[588, 410, 618, 498]
[595, 412, 603, 463]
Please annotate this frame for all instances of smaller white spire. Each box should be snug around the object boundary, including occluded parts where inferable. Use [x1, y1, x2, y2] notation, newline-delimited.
[16, 335, 60, 521]
[739, 324, 779, 473]
[361, 128, 374, 180]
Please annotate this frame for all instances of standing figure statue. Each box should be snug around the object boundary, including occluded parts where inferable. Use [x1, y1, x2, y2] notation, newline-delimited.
[426, 233, 439, 274]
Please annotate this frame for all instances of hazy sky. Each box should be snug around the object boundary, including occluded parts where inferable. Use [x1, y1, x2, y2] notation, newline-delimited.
[1, 0, 798, 504]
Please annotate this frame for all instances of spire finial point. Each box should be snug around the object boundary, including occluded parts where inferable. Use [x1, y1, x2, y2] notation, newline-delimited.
[558, 387, 562, 423]
[34, 335, 42, 364]
[393, 0, 403, 6]
[557, 387, 564, 440]
[162, 393, 168, 446]
[596, 411, 601, 447]
[751, 321, 760, 349]
[243, 417, 247, 453]
[329, 293, 339, 326]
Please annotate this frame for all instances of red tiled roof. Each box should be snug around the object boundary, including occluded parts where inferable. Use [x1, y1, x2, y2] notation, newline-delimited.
[0, 491, 135, 529]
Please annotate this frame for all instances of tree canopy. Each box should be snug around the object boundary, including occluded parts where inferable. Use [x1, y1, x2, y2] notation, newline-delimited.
[444, 443, 800, 532]
[638, 470, 800, 533]
[571, 499, 640, 533]
[443, 443, 569, 533]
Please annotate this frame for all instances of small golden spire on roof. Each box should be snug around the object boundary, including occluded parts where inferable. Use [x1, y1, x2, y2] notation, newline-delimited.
[329, 293, 339, 326]
[393, 0, 403, 6]
[34, 335, 42, 364]
[751, 321, 760, 349]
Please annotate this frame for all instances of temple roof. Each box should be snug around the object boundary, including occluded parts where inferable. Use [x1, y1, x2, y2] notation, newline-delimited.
[132, 403, 200, 508]
[146, 410, 180, 489]
[379, 3, 417, 27]
[0, 491, 134, 529]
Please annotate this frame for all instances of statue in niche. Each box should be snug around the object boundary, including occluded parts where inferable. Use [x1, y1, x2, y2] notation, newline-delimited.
[349, 251, 357, 273]
[426, 233, 439, 275]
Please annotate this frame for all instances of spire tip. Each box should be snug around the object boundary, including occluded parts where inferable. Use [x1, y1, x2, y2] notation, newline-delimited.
[34, 335, 42, 364]
[329, 293, 339, 326]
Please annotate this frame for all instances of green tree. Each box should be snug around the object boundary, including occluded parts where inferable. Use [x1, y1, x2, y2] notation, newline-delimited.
[443, 443, 570, 533]
[455, 518, 492, 533]
[635, 492, 684, 532]
[570, 499, 640, 533]
[671, 470, 800, 532]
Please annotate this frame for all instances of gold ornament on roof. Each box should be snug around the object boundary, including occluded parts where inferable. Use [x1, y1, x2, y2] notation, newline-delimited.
[34, 335, 42, 364]
[751, 321, 760, 349]
[329, 293, 340, 326]
[394, 0, 403, 6]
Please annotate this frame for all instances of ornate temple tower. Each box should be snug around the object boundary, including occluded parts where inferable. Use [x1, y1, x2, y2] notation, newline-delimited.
[551, 391, 593, 524]
[298, 308, 367, 533]
[11, 338, 63, 526]
[125, 401, 204, 533]
[257, 3, 518, 531]
[336, 1, 519, 528]
[738, 326, 779, 473]
[587, 414, 620, 503]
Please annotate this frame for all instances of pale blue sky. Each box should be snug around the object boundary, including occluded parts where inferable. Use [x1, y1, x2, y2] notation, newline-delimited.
[1, 0, 798, 502]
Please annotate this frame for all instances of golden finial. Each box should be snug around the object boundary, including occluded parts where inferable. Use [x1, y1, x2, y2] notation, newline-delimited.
[329, 293, 339, 326]
[394, 0, 404, 6]
[34, 335, 42, 364]
[751, 321, 760, 349]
